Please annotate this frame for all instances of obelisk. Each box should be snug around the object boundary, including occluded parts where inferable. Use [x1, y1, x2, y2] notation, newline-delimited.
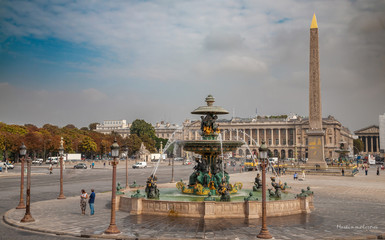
[306, 14, 327, 169]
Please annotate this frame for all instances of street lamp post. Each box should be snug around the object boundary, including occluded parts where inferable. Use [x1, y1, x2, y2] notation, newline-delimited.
[257, 141, 272, 239]
[21, 143, 35, 223]
[105, 139, 121, 234]
[122, 145, 129, 189]
[16, 143, 26, 209]
[57, 139, 66, 199]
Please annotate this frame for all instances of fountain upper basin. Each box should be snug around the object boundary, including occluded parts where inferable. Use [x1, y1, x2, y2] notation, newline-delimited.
[182, 140, 243, 154]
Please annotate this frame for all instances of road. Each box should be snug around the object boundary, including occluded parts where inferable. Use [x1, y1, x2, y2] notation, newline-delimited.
[0, 161, 208, 240]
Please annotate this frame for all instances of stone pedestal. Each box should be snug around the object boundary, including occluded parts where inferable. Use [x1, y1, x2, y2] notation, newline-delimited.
[306, 130, 327, 169]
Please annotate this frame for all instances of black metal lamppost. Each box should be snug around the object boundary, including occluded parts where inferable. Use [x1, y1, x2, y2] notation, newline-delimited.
[105, 139, 121, 234]
[257, 141, 272, 239]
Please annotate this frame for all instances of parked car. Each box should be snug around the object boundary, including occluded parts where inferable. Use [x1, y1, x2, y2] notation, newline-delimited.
[74, 163, 87, 169]
[32, 158, 43, 164]
[132, 162, 147, 169]
[5, 163, 14, 169]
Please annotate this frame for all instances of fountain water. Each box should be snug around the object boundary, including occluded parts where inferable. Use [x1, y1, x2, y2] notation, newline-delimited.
[177, 95, 244, 196]
[119, 95, 314, 219]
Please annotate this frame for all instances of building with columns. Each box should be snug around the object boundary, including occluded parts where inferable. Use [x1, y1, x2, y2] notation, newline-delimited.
[154, 121, 183, 140]
[380, 113, 385, 154]
[354, 125, 380, 155]
[95, 120, 131, 138]
[182, 115, 354, 160]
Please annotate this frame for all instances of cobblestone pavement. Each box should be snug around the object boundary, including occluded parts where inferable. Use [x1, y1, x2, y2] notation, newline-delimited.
[4, 169, 385, 240]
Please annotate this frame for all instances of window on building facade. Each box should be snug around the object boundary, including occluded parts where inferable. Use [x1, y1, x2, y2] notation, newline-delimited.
[305, 138, 308, 145]
[275, 139, 279, 145]
[283, 139, 286, 145]
[268, 139, 272, 145]
[329, 137, 332, 144]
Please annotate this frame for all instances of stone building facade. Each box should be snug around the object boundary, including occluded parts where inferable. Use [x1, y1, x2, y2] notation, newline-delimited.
[354, 125, 380, 155]
[154, 121, 183, 140]
[95, 120, 131, 138]
[182, 115, 354, 160]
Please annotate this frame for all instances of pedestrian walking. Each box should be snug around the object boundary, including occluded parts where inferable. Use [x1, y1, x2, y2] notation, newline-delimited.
[89, 189, 95, 215]
[103, 162, 106, 167]
[341, 168, 345, 176]
[377, 167, 380, 176]
[49, 164, 53, 174]
[294, 172, 298, 180]
[92, 162, 95, 169]
[80, 189, 88, 215]
[302, 170, 306, 180]
[365, 167, 368, 176]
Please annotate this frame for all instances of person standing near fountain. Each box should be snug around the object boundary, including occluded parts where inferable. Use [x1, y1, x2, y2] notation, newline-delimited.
[89, 189, 95, 216]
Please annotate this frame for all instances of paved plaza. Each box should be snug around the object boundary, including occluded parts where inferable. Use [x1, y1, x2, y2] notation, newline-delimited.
[3, 167, 385, 240]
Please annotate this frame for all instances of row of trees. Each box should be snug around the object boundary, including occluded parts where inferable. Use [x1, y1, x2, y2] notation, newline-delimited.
[0, 120, 168, 162]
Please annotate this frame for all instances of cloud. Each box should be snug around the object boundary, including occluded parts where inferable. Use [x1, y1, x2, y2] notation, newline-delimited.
[204, 32, 245, 51]
[81, 88, 107, 103]
[0, 0, 384, 131]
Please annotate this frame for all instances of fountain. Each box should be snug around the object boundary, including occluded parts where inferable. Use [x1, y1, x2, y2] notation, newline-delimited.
[334, 141, 350, 165]
[176, 95, 244, 196]
[118, 95, 314, 219]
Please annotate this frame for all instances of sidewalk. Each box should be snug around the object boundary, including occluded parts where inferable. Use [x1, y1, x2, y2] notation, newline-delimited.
[3, 171, 385, 240]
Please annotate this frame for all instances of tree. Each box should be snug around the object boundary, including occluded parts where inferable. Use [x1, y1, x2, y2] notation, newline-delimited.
[130, 119, 156, 140]
[126, 134, 142, 156]
[64, 124, 77, 130]
[353, 139, 364, 154]
[79, 137, 97, 158]
[80, 127, 89, 131]
[89, 123, 99, 131]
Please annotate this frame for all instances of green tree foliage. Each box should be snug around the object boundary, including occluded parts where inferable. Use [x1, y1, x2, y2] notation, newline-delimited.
[88, 122, 99, 130]
[126, 134, 142, 156]
[353, 139, 364, 154]
[79, 137, 97, 157]
[130, 119, 156, 140]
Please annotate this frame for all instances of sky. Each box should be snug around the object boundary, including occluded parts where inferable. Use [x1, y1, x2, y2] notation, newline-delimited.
[0, 0, 384, 132]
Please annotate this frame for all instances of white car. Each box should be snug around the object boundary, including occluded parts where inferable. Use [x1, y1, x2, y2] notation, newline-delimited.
[32, 158, 43, 164]
[132, 162, 147, 169]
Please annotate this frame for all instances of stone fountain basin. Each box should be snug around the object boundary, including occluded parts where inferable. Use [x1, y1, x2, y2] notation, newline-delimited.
[182, 140, 244, 154]
[118, 189, 313, 219]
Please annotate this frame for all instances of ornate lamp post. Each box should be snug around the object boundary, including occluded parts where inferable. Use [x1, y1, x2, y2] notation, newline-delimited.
[257, 141, 272, 239]
[21, 143, 35, 223]
[16, 143, 26, 209]
[57, 139, 66, 199]
[122, 145, 129, 189]
[105, 139, 121, 234]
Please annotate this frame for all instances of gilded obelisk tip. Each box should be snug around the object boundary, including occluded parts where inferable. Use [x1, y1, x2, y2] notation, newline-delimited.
[310, 13, 318, 29]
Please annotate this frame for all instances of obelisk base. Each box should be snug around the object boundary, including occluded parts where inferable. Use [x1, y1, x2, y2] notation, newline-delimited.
[306, 130, 327, 169]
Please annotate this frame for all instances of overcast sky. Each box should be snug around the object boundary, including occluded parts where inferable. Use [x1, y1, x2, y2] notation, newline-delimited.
[0, 0, 384, 132]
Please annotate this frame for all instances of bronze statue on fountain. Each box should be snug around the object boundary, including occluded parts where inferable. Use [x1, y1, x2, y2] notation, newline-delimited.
[176, 95, 243, 196]
[145, 174, 160, 199]
[253, 173, 262, 191]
